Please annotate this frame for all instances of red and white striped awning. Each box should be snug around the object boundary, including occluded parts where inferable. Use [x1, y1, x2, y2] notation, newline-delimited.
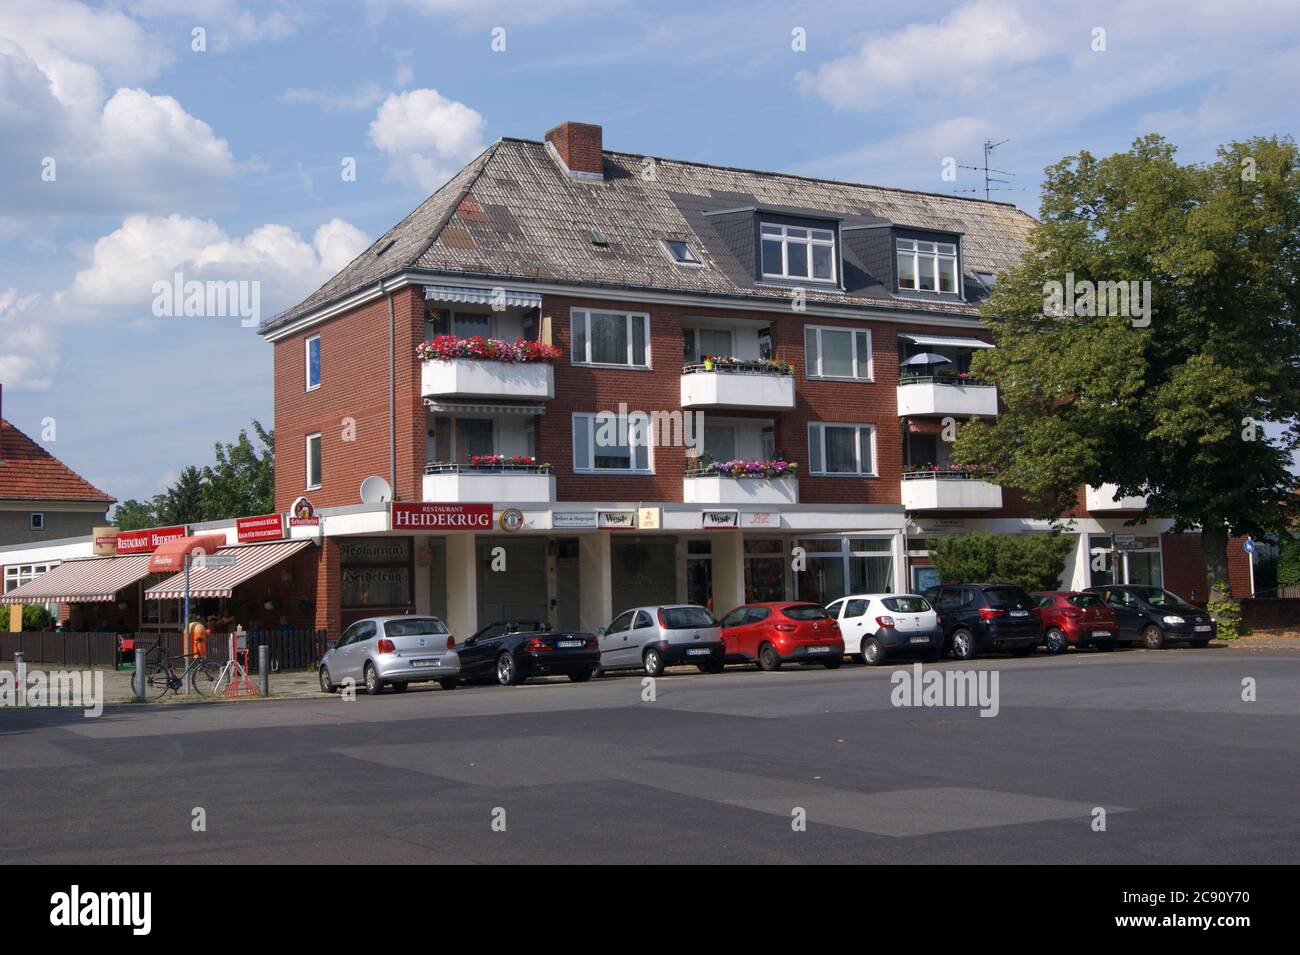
[143, 540, 313, 600]
[0, 554, 154, 604]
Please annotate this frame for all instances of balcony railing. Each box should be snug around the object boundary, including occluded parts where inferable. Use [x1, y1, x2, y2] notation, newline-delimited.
[896, 373, 998, 417]
[901, 467, 1002, 510]
[680, 359, 795, 410]
[423, 461, 555, 503]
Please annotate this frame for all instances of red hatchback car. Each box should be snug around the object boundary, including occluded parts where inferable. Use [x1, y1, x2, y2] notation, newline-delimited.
[719, 602, 844, 670]
[1031, 591, 1118, 653]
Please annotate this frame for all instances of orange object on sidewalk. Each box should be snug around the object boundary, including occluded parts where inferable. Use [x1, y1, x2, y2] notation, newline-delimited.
[187, 620, 208, 657]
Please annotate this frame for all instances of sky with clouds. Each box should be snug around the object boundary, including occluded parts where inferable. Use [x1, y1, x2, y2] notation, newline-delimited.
[2, 0, 1297, 506]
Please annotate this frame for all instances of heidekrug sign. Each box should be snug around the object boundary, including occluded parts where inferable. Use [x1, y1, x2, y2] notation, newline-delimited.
[115, 525, 187, 554]
[391, 502, 493, 530]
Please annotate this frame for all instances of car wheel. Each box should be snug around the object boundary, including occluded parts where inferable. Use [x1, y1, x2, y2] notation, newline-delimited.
[861, 637, 885, 666]
[757, 642, 782, 671]
[390, 680, 409, 693]
[951, 629, 977, 660]
[1044, 628, 1068, 654]
[318, 665, 336, 694]
[438, 678, 459, 690]
[363, 663, 383, 695]
[496, 652, 523, 686]
[643, 647, 666, 677]
[1142, 625, 1165, 650]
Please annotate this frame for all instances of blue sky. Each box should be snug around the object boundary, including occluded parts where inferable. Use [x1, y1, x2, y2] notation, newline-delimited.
[2, 0, 1298, 506]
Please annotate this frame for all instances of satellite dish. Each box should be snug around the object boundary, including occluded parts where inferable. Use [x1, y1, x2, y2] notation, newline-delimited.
[359, 475, 392, 504]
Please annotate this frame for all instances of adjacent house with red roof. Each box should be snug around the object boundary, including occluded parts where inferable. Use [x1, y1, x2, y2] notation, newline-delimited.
[0, 402, 115, 551]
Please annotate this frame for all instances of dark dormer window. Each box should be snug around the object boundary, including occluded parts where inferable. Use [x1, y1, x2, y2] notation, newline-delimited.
[897, 238, 958, 293]
[761, 222, 836, 282]
[661, 239, 702, 266]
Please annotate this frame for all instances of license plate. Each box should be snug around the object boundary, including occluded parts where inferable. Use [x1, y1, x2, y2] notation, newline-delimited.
[1194, 625, 1211, 632]
[909, 635, 930, 644]
[410, 658, 438, 668]
[557, 640, 584, 648]
[686, 648, 710, 656]
[806, 646, 831, 653]
[1009, 610, 1029, 617]
[1092, 631, 1111, 637]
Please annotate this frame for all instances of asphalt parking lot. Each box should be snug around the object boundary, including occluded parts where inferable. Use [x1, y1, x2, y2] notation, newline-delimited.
[1, 647, 1296, 864]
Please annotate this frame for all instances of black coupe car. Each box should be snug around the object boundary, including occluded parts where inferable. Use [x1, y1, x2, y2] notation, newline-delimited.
[456, 619, 600, 685]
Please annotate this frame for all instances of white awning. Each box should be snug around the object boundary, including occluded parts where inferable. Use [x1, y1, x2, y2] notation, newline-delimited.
[0, 554, 153, 604]
[425, 401, 545, 415]
[899, 333, 994, 349]
[144, 540, 313, 600]
[424, 285, 542, 308]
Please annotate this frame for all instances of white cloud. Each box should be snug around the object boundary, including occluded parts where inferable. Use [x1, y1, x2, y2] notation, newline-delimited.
[0, 288, 56, 391]
[370, 0, 609, 27]
[0, 3, 240, 219]
[124, 0, 301, 52]
[59, 214, 371, 317]
[368, 88, 487, 191]
[797, 0, 1046, 110]
[280, 82, 387, 110]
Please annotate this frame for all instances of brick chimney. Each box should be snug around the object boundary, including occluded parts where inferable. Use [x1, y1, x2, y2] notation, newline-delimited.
[545, 121, 604, 181]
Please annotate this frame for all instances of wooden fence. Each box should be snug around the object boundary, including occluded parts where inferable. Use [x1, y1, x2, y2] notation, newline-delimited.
[0, 630, 331, 671]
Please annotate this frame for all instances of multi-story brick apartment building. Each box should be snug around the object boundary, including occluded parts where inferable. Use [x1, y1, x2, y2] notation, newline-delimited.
[255, 121, 1215, 639]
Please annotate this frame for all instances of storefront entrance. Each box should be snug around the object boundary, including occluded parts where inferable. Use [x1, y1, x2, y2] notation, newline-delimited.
[476, 537, 548, 625]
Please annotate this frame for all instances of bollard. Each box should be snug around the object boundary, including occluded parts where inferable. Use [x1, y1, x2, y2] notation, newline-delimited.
[258, 644, 269, 697]
[133, 647, 146, 700]
[13, 650, 24, 689]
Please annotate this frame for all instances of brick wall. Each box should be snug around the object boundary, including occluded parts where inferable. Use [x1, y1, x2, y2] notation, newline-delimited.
[1161, 532, 1206, 601]
[272, 287, 425, 511]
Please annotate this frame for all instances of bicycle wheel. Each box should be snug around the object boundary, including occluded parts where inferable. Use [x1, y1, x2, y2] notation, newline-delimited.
[190, 660, 223, 697]
[141, 661, 174, 700]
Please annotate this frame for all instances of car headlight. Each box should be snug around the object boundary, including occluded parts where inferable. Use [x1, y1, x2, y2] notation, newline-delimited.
[1162, 615, 1185, 625]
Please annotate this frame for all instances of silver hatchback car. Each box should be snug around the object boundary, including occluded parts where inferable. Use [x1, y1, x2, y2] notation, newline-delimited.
[319, 616, 460, 695]
[595, 604, 725, 676]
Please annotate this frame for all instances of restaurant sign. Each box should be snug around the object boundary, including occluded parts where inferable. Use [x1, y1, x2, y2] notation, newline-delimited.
[391, 502, 492, 530]
[237, 513, 285, 543]
[116, 525, 187, 554]
[92, 526, 119, 557]
[287, 496, 320, 527]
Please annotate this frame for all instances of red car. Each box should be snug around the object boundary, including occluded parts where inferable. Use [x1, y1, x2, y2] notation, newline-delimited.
[718, 602, 844, 670]
[1031, 591, 1118, 653]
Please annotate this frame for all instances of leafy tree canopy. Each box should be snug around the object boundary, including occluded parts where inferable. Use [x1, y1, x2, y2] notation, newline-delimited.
[927, 532, 1075, 592]
[954, 134, 1300, 598]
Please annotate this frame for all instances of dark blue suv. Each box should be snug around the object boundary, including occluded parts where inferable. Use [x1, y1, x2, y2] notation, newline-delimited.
[922, 583, 1043, 660]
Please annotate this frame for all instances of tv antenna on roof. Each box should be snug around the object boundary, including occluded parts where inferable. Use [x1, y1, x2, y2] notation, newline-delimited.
[956, 139, 1020, 200]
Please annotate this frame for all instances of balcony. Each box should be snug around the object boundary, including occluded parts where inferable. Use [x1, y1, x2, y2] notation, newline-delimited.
[901, 468, 1002, 510]
[682, 465, 798, 505]
[680, 361, 795, 410]
[896, 374, 998, 418]
[1086, 484, 1149, 512]
[423, 462, 555, 503]
[421, 358, 554, 401]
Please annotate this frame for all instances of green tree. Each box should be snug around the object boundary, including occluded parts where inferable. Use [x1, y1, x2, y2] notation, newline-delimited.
[928, 532, 1074, 591]
[1278, 535, 1300, 588]
[21, 604, 52, 631]
[155, 465, 208, 526]
[955, 134, 1300, 604]
[112, 498, 157, 531]
[202, 420, 275, 521]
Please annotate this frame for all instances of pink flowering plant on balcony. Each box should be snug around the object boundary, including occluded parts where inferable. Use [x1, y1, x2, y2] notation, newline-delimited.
[416, 335, 562, 363]
[690, 455, 797, 479]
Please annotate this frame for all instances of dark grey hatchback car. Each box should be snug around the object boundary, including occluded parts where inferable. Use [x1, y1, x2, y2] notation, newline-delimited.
[1082, 585, 1216, 648]
[922, 583, 1043, 660]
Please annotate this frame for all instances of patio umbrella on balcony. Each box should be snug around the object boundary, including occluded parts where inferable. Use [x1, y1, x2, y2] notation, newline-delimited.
[900, 352, 953, 367]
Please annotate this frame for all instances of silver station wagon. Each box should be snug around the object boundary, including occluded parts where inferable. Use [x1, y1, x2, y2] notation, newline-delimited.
[319, 615, 461, 695]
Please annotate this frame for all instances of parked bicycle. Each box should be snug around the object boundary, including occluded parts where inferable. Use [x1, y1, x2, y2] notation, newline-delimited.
[140, 642, 222, 699]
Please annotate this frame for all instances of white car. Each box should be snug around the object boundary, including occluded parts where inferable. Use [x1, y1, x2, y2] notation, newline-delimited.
[825, 594, 944, 665]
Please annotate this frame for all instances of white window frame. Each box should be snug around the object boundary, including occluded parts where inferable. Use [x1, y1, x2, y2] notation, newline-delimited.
[29, 512, 44, 531]
[660, 239, 704, 267]
[571, 412, 654, 474]
[570, 308, 651, 369]
[807, 422, 877, 477]
[761, 222, 837, 283]
[804, 325, 873, 381]
[305, 335, 321, 392]
[305, 432, 322, 490]
[897, 238, 959, 294]
[4, 561, 58, 593]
